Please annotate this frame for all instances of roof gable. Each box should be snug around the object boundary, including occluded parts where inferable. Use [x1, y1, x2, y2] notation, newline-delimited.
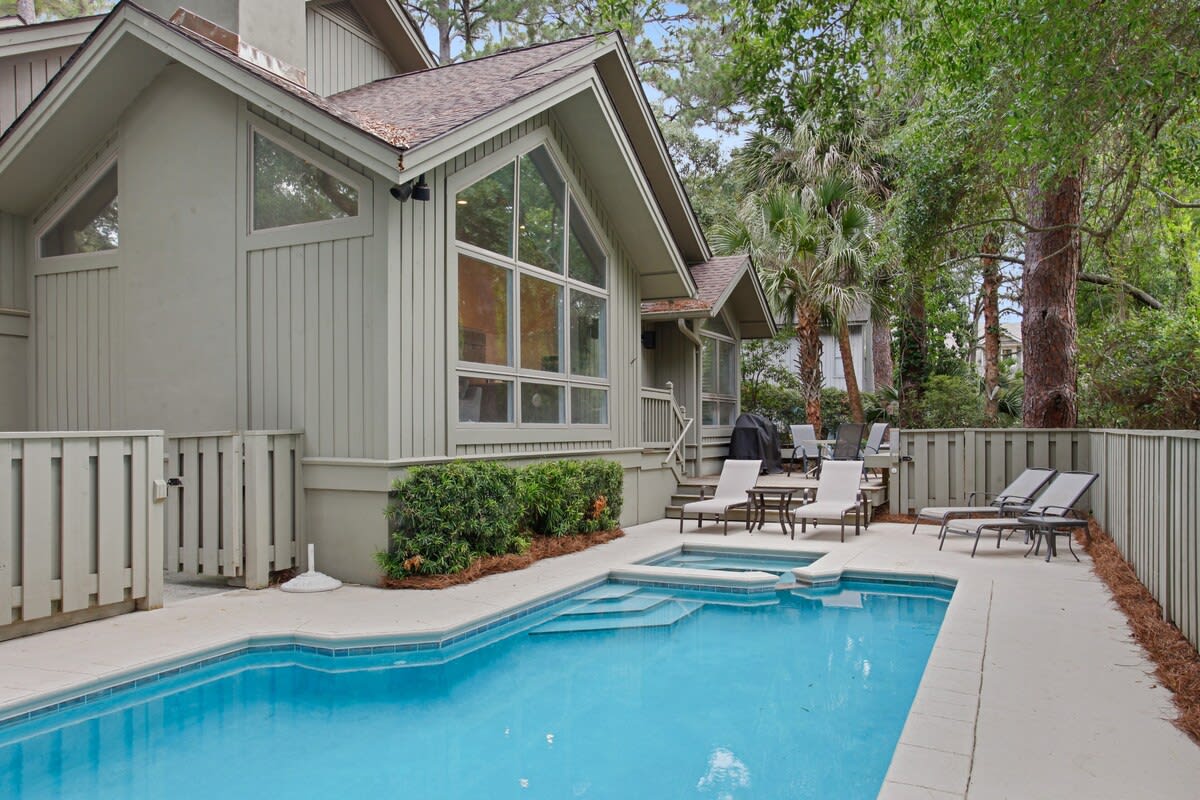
[641, 255, 777, 339]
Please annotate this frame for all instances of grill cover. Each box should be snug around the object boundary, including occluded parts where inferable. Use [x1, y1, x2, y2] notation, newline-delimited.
[728, 413, 783, 473]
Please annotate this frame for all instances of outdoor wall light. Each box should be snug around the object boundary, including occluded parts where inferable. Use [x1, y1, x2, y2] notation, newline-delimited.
[390, 174, 431, 202]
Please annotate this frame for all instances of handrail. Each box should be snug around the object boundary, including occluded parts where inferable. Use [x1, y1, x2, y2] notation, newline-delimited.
[664, 416, 694, 474]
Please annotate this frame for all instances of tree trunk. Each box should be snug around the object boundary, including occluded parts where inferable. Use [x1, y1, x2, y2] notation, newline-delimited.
[897, 275, 927, 427]
[872, 313, 893, 391]
[17, 0, 34, 24]
[981, 232, 1002, 424]
[436, 0, 453, 62]
[795, 304, 824, 435]
[1022, 171, 1081, 427]
[837, 321, 865, 422]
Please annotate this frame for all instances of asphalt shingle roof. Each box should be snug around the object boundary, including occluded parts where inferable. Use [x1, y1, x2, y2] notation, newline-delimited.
[641, 255, 750, 315]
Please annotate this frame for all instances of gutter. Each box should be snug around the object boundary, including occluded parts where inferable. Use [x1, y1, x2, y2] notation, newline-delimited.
[676, 317, 702, 348]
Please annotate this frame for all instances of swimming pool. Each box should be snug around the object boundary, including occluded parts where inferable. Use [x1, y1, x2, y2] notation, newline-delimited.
[647, 547, 819, 584]
[0, 578, 950, 799]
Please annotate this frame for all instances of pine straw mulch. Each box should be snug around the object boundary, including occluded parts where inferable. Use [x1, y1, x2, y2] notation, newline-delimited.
[870, 511, 918, 525]
[380, 528, 626, 590]
[1080, 519, 1200, 744]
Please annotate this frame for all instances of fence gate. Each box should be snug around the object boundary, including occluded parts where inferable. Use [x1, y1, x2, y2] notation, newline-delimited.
[163, 431, 303, 589]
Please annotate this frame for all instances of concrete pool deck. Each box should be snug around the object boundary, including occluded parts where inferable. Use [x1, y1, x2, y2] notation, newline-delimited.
[1, 518, 1198, 798]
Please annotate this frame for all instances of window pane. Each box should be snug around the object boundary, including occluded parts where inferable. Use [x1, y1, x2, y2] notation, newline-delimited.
[721, 401, 738, 425]
[570, 292, 607, 378]
[718, 340, 737, 396]
[701, 337, 717, 394]
[456, 160, 515, 257]
[458, 254, 510, 366]
[521, 382, 564, 424]
[702, 315, 731, 337]
[568, 203, 605, 287]
[571, 387, 608, 425]
[520, 275, 563, 372]
[517, 147, 565, 273]
[702, 400, 719, 426]
[458, 376, 512, 423]
[252, 133, 358, 230]
[40, 164, 119, 257]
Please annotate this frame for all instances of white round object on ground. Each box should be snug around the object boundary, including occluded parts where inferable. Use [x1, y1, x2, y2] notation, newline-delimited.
[280, 544, 343, 593]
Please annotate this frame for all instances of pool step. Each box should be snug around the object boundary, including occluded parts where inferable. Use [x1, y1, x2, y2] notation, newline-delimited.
[560, 593, 670, 615]
[576, 584, 639, 601]
[530, 599, 702, 635]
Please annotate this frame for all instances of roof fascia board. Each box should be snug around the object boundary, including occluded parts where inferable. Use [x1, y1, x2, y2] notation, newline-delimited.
[399, 70, 695, 293]
[0, 15, 100, 59]
[712, 258, 777, 337]
[348, 0, 438, 71]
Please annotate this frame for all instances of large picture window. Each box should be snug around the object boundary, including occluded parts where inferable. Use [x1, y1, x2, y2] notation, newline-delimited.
[40, 163, 119, 258]
[701, 317, 738, 427]
[252, 131, 359, 231]
[454, 142, 609, 426]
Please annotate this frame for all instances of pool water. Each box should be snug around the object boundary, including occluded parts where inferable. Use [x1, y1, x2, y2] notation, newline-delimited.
[0, 580, 949, 799]
[650, 550, 819, 584]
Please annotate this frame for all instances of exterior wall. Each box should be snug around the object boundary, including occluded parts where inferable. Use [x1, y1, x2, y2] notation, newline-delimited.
[0, 45, 73, 133]
[306, 3, 397, 96]
[0, 213, 27, 429]
[389, 112, 645, 461]
[781, 322, 875, 393]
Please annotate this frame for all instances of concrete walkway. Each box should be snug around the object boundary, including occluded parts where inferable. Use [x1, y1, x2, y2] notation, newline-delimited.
[1, 518, 1197, 798]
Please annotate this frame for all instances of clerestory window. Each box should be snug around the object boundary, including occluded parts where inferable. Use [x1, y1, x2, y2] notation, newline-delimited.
[454, 143, 608, 426]
[40, 163, 119, 258]
[252, 130, 359, 231]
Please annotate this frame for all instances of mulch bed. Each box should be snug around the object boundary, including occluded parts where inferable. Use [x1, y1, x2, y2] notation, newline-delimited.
[870, 512, 918, 525]
[380, 528, 626, 590]
[1080, 519, 1200, 744]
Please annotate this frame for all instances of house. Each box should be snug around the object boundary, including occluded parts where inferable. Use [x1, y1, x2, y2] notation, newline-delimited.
[776, 302, 876, 394]
[0, 0, 774, 588]
[973, 320, 1023, 375]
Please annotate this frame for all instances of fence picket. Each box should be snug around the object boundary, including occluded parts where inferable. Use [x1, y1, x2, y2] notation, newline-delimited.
[20, 441, 52, 620]
[0, 441, 12, 625]
[200, 437, 220, 574]
[59, 439, 91, 614]
[96, 438, 126, 606]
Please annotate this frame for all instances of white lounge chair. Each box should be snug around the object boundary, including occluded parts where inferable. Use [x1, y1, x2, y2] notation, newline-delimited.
[864, 422, 890, 454]
[913, 467, 1057, 546]
[942, 471, 1099, 558]
[679, 459, 762, 535]
[791, 460, 865, 542]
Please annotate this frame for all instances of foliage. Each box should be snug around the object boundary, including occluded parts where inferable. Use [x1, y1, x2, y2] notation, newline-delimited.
[379, 459, 622, 578]
[740, 379, 864, 442]
[915, 375, 985, 429]
[1079, 311, 1200, 430]
[0, 1, 113, 20]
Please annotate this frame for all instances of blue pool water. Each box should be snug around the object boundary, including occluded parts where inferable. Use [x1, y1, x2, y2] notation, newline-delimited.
[649, 550, 819, 584]
[0, 579, 949, 799]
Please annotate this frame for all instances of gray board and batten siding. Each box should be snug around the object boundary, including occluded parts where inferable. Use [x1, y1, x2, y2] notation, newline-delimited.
[0, 45, 74, 133]
[305, 2, 399, 97]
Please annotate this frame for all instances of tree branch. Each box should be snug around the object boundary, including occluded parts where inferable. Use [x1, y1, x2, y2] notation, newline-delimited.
[1078, 273, 1164, 309]
[1157, 190, 1200, 209]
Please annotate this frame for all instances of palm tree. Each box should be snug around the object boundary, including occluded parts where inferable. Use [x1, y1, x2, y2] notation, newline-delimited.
[736, 118, 885, 422]
[712, 187, 869, 434]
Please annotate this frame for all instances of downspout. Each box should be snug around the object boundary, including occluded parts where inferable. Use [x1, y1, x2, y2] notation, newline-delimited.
[677, 318, 703, 476]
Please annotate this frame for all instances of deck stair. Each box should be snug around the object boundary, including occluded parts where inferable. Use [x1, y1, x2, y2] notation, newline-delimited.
[530, 591, 701, 635]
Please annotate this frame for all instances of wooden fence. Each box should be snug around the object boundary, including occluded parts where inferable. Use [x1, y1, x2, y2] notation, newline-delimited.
[164, 430, 303, 589]
[892, 427, 1200, 649]
[0, 432, 165, 630]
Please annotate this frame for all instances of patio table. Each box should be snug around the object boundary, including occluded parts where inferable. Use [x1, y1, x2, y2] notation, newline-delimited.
[746, 486, 805, 536]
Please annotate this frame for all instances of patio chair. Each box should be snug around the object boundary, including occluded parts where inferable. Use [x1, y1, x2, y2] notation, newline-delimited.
[941, 471, 1098, 558]
[913, 467, 1057, 545]
[825, 422, 866, 461]
[791, 460, 865, 542]
[679, 459, 762, 535]
[863, 422, 890, 454]
[787, 424, 822, 476]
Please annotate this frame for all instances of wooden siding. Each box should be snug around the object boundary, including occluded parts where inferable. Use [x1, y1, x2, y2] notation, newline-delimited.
[394, 112, 648, 460]
[33, 267, 118, 431]
[244, 237, 382, 457]
[0, 213, 27, 310]
[306, 5, 397, 96]
[0, 46, 73, 134]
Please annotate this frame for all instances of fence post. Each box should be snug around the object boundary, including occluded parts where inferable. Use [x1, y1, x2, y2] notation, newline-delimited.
[142, 434, 165, 610]
[243, 433, 272, 589]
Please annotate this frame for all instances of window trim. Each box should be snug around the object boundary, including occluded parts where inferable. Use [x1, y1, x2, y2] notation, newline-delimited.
[448, 129, 612, 432]
[244, 121, 372, 243]
[33, 150, 120, 271]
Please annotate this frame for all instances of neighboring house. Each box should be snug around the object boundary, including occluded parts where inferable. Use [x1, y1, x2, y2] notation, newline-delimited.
[0, 0, 774, 585]
[776, 302, 876, 394]
[973, 321, 1023, 375]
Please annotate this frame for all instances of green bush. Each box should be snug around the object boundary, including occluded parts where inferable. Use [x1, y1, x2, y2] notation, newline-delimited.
[917, 374, 985, 428]
[378, 461, 523, 578]
[379, 458, 624, 578]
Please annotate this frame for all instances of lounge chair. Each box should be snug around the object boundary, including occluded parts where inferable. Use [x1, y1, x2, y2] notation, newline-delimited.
[941, 471, 1099, 558]
[913, 467, 1057, 545]
[863, 422, 890, 454]
[825, 422, 866, 461]
[787, 424, 822, 476]
[679, 459, 762, 535]
[791, 460, 865, 542]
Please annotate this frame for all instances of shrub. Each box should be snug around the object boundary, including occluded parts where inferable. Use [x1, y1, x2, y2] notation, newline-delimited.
[917, 374, 985, 428]
[378, 461, 523, 578]
[378, 458, 624, 578]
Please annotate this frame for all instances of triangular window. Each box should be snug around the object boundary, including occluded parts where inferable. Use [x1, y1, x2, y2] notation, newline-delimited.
[40, 164, 119, 257]
[252, 132, 359, 230]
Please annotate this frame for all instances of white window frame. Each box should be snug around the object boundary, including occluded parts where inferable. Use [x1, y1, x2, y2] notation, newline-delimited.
[244, 120, 372, 245]
[701, 311, 739, 429]
[33, 149, 121, 274]
[448, 129, 612, 433]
